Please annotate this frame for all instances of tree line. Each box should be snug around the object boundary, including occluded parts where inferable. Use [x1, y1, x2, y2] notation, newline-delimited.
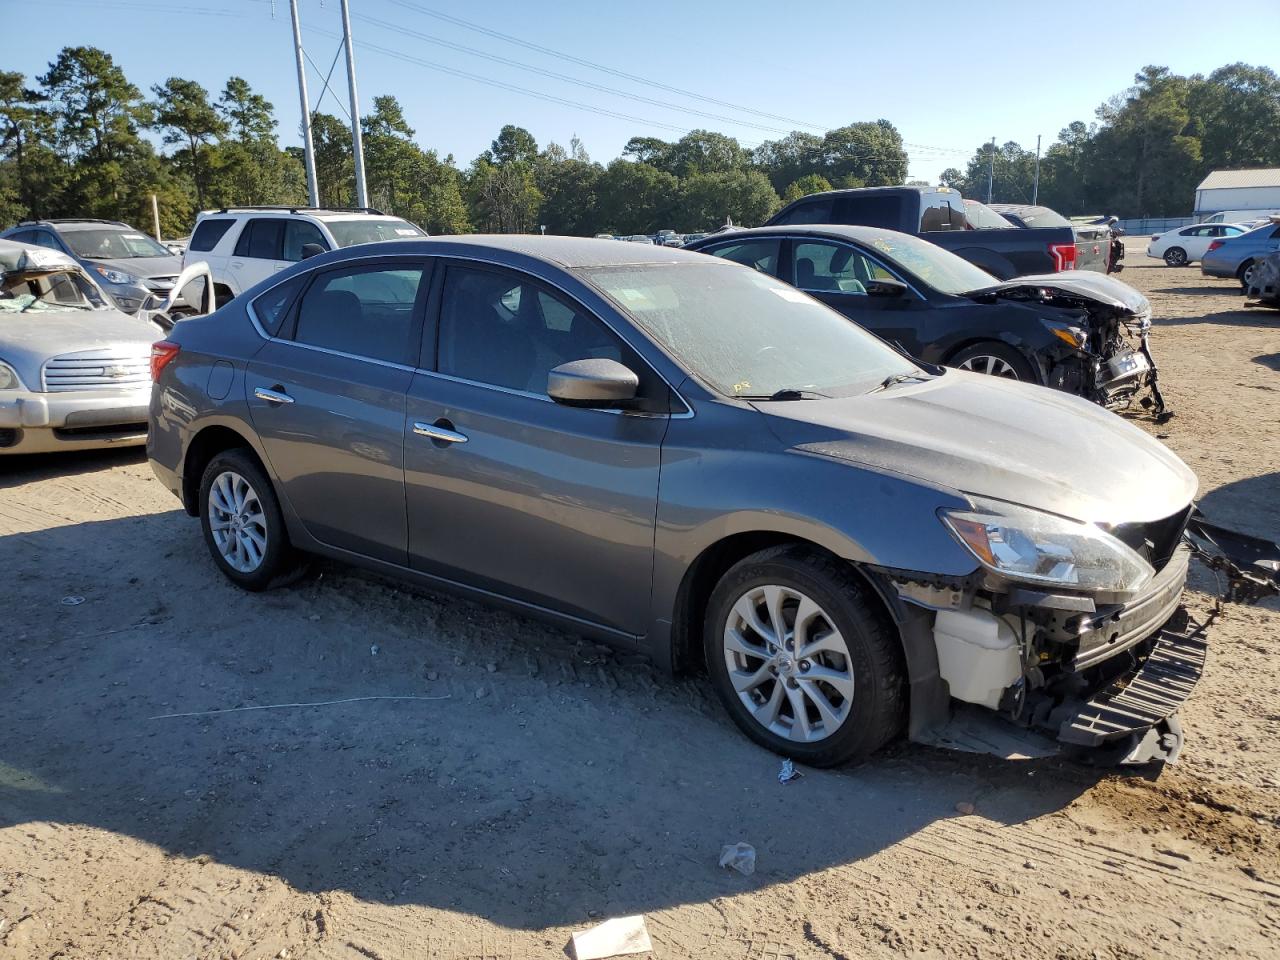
[2, 48, 1277, 239]
[941, 64, 1280, 217]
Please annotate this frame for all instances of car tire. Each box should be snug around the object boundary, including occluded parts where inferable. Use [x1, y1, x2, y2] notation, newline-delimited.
[703, 545, 906, 767]
[199, 448, 302, 591]
[948, 342, 1036, 381]
[1163, 247, 1188, 267]
[1239, 260, 1257, 291]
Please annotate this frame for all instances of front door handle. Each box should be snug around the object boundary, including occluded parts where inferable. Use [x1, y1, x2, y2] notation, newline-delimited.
[254, 386, 294, 405]
[413, 420, 467, 444]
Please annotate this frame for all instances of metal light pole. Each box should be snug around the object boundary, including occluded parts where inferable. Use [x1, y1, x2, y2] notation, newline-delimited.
[985, 137, 996, 204]
[339, 0, 369, 209]
[289, 0, 319, 207]
[1032, 134, 1042, 205]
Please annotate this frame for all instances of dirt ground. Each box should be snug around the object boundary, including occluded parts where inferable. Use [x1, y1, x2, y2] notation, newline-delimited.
[2, 242, 1278, 960]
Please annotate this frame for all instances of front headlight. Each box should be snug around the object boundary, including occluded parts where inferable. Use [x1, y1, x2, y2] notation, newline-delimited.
[0, 361, 24, 391]
[91, 264, 139, 286]
[940, 501, 1154, 595]
[1042, 319, 1088, 350]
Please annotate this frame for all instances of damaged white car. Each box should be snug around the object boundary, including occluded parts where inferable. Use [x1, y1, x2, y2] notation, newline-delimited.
[0, 238, 211, 455]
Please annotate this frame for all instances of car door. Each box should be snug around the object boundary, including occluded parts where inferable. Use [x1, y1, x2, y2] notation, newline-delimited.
[227, 218, 289, 294]
[785, 239, 930, 357]
[1178, 225, 1213, 259]
[245, 257, 430, 565]
[403, 261, 669, 636]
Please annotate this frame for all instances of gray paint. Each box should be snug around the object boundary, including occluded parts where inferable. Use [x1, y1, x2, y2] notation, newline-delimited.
[149, 236, 1196, 674]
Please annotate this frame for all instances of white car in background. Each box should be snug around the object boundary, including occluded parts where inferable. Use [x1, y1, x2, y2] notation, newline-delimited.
[1147, 222, 1247, 266]
[182, 206, 427, 304]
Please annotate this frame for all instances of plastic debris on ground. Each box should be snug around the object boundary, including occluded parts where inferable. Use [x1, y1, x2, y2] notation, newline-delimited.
[60, 596, 85, 605]
[569, 914, 652, 960]
[719, 841, 756, 876]
[778, 758, 802, 784]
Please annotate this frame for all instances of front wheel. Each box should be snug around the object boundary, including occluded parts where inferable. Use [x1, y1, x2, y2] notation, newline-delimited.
[1163, 247, 1188, 267]
[704, 546, 906, 766]
[949, 342, 1035, 381]
[199, 449, 301, 591]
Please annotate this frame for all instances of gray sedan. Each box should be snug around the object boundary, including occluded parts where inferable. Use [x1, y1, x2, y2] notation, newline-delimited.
[149, 236, 1209, 766]
[1200, 219, 1280, 288]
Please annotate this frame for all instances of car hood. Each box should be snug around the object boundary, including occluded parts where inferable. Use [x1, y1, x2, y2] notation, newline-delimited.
[0, 308, 162, 386]
[756, 371, 1196, 525]
[969, 271, 1150, 314]
[83, 255, 185, 281]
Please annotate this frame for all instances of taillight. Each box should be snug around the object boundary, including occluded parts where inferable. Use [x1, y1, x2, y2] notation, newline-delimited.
[1049, 242, 1077, 271]
[150, 340, 180, 380]
[1206, 240, 1224, 253]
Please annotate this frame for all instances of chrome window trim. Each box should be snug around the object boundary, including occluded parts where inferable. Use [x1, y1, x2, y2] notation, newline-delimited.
[245, 249, 695, 419]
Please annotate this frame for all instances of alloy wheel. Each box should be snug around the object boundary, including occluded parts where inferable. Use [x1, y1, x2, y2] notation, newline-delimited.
[1164, 248, 1187, 267]
[208, 470, 268, 573]
[722, 584, 854, 742]
[956, 354, 1020, 378]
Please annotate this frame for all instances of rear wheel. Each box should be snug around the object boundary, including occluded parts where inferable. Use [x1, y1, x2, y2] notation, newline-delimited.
[1163, 247, 1188, 267]
[1239, 260, 1258, 291]
[704, 546, 905, 766]
[199, 449, 301, 590]
[949, 342, 1035, 381]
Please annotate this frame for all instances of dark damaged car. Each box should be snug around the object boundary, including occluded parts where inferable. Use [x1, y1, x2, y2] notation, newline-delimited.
[685, 225, 1169, 419]
[148, 237, 1279, 769]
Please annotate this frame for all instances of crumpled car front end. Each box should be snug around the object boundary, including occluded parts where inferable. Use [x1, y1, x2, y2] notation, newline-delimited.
[975, 272, 1171, 421]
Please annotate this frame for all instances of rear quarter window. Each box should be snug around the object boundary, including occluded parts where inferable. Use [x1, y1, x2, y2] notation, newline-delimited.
[189, 218, 236, 252]
[250, 274, 307, 337]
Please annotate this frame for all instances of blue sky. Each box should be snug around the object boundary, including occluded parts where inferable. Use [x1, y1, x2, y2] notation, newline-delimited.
[11, 0, 1280, 181]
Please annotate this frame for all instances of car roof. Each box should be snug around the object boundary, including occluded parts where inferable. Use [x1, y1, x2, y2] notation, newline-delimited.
[684, 223, 910, 247]
[18, 219, 131, 231]
[300, 234, 723, 269]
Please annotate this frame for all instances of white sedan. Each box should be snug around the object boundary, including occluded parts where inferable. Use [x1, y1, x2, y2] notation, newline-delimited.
[1147, 223, 1247, 266]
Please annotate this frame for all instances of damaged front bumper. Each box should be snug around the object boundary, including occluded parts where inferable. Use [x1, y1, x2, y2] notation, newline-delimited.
[899, 513, 1279, 767]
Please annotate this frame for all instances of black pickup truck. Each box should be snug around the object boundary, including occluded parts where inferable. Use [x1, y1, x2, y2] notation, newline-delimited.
[765, 185, 1080, 279]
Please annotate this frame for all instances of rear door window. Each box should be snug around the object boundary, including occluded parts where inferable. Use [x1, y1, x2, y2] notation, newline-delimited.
[189, 218, 236, 252]
[234, 219, 285, 260]
[919, 198, 963, 232]
[772, 199, 832, 225]
[792, 241, 896, 294]
[834, 194, 903, 230]
[291, 262, 427, 364]
[701, 238, 782, 275]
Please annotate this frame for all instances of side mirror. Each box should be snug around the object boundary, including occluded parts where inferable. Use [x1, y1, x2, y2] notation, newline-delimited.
[866, 279, 910, 299]
[547, 358, 639, 407]
[301, 242, 327, 260]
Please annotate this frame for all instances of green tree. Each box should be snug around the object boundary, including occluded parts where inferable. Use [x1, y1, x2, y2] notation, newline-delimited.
[594, 159, 678, 235]
[621, 136, 670, 166]
[782, 173, 832, 202]
[486, 124, 539, 166]
[678, 170, 780, 231]
[0, 71, 65, 219]
[151, 77, 227, 209]
[753, 131, 823, 193]
[38, 46, 154, 218]
[536, 147, 604, 235]
[1187, 63, 1280, 173]
[218, 76, 276, 141]
[660, 129, 747, 178]
[306, 111, 355, 208]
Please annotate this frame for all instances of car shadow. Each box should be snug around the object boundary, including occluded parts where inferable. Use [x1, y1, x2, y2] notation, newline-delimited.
[1197, 472, 1280, 544]
[1153, 307, 1276, 328]
[1254, 352, 1280, 372]
[0, 512, 1109, 930]
[1150, 284, 1241, 296]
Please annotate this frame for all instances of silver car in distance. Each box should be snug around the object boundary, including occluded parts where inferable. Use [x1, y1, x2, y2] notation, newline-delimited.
[149, 236, 1206, 767]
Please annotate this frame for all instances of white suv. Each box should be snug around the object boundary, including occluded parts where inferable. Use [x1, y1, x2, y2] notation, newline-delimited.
[182, 207, 427, 303]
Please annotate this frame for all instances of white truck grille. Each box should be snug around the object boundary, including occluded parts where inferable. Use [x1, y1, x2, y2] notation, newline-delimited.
[42, 348, 151, 392]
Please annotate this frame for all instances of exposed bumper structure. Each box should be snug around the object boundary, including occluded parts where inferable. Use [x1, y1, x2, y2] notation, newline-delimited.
[0, 384, 150, 454]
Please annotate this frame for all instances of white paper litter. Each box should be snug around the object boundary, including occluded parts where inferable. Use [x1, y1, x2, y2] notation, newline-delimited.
[569, 914, 652, 960]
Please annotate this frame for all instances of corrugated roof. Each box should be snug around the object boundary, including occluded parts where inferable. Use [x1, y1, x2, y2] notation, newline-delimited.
[1197, 168, 1280, 191]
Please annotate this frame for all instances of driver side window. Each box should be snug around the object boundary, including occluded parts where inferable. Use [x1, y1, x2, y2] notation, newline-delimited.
[793, 241, 895, 295]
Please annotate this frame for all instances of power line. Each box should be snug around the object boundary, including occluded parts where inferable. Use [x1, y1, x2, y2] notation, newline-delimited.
[385, 0, 828, 131]
[356, 13, 802, 137]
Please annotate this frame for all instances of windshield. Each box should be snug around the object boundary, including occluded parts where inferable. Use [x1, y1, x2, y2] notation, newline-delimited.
[962, 200, 1017, 230]
[859, 232, 997, 296]
[64, 228, 172, 260]
[1, 269, 106, 313]
[326, 218, 425, 247]
[579, 262, 918, 398]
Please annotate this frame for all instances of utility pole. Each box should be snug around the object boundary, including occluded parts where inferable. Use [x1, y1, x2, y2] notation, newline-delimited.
[339, 0, 369, 209]
[1032, 134, 1042, 205]
[985, 136, 996, 204]
[289, 0, 319, 207]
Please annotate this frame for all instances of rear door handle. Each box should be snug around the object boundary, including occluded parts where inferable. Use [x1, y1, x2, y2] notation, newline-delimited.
[413, 421, 467, 444]
[254, 386, 294, 404]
